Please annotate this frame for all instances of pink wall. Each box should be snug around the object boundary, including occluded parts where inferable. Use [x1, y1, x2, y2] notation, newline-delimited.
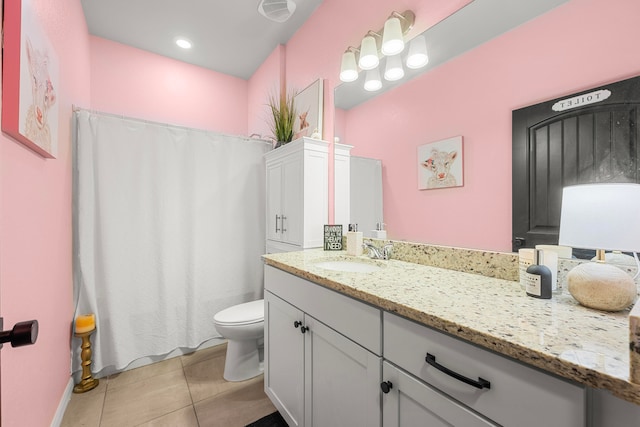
[0, 0, 91, 425]
[339, 0, 640, 252]
[90, 36, 248, 135]
[248, 45, 285, 139]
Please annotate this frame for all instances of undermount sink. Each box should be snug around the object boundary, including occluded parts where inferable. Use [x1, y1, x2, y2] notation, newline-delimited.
[313, 259, 383, 273]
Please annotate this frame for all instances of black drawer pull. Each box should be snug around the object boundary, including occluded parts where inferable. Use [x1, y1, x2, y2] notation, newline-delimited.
[426, 353, 491, 390]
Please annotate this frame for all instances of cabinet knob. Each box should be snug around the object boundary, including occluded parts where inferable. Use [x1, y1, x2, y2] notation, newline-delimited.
[380, 381, 393, 394]
[293, 321, 302, 328]
[300, 326, 309, 334]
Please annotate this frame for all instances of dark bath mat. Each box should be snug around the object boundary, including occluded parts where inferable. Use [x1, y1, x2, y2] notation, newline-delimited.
[246, 411, 288, 427]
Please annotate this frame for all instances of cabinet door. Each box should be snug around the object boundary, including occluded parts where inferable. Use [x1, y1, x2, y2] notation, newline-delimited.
[304, 316, 381, 427]
[266, 161, 283, 243]
[280, 154, 303, 246]
[264, 292, 305, 427]
[382, 362, 498, 427]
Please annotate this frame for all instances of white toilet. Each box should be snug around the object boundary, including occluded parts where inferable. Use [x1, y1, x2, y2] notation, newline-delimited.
[213, 299, 264, 382]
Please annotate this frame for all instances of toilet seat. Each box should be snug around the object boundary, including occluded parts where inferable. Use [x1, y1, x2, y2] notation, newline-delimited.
[214, 299, 264, 326]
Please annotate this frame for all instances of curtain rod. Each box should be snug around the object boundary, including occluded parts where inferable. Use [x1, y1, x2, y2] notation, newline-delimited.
[72, 105, 273, 145]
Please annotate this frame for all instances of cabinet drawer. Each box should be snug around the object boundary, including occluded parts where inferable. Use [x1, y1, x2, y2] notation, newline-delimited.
[384, 312, 586, 427]
[265, 265, 381, 355]
[382, 361, 498, 427]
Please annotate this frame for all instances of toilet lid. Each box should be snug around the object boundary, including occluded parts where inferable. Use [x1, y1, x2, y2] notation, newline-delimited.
[214, 299, 264, 326]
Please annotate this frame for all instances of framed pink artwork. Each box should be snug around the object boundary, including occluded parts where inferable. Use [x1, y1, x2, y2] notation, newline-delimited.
[2, 0, 59, 158]
[417, 136, 464, 190]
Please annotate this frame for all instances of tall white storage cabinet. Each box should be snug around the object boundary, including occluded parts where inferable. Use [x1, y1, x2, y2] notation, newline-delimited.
[265, 138, 329, 253]
[332, 143, 352, 232]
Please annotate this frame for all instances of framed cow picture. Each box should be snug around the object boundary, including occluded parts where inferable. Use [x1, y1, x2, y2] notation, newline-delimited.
[417, 136, 464, 190]
[2, 0, 60, 158]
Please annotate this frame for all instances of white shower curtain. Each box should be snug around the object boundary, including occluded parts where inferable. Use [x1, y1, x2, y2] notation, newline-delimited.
[73, 110, 269, 375]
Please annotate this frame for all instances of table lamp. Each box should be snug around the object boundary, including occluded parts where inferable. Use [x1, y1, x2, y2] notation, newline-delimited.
[558, 183, 640, 311]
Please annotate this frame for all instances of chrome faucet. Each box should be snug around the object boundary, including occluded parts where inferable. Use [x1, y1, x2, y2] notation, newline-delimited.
[363, 241, 393, 260]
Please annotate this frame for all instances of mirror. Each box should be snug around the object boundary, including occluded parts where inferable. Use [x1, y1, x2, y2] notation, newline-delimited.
[334, 0, 570, 253]
[350, 156, 383, 238]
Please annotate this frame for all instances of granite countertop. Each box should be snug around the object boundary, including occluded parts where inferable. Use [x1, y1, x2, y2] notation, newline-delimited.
[262, 248, 640, 406]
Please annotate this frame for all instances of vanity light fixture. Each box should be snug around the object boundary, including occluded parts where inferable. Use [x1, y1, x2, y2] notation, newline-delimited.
[384, 54, 404, 81]
[339, 10, 421, 89]
[406, 35, 429, 69]
[364, 68, 382, 92]
[175, 38, 192, 49]
[340, 48, 360, 82]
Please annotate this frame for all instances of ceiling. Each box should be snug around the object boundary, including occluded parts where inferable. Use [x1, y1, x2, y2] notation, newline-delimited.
[80, 0, 324, 80]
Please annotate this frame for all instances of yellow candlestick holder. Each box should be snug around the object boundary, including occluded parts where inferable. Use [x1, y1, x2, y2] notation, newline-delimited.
[73, 328, 99, 393]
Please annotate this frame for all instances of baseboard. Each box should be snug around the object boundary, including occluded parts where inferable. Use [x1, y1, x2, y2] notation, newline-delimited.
[50, 377, 74, 427]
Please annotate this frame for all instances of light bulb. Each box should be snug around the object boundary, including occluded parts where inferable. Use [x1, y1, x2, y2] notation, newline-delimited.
[340, 50, 359, 82]
[384, 55, 404, 81]
[406, 35, 428, 69]
[364, 68, 382, 92]
[359, 35, 379, 70]
[381, 17, 404, 56]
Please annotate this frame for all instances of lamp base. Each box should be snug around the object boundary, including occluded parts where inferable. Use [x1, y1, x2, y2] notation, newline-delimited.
[567, 262, 637, 311]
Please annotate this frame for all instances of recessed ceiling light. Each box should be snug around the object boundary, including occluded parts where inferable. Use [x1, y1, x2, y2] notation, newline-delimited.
[175, 38, 192, 49]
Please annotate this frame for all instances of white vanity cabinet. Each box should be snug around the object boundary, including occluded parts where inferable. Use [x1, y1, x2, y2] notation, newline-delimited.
[264, 265, 382, 427]
[265, 138, 328, 253]
[264, 292, 305, 426]
[383, 312, 587, 427]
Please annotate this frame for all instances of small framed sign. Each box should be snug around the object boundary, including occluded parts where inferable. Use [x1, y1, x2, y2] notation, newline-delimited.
[324, 225, 343, 251]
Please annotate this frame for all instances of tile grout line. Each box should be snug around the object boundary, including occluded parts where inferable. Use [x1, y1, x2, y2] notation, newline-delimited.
[98, 376, 109, 427]
[180, 354, 201, 426]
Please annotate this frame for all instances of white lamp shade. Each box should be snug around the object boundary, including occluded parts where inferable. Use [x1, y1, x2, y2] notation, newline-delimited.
[359, 35, 379, 70]
[340, 51, 359, 82]
[364, 68, 382, 92]
[384, 54, 404, 81]
[406, 35, 429, 69]
[558, 183, 640, 252]
[381, 17, 404, 56]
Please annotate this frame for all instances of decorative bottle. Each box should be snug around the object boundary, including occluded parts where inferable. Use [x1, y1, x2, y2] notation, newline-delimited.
[525, 249, 552, 299]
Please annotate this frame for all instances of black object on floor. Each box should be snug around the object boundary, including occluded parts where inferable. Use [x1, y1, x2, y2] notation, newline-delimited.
[246, 411, 288, 427]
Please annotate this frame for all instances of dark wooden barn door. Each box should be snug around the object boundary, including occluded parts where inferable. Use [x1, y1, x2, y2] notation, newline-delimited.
[512, 76, 640, 252]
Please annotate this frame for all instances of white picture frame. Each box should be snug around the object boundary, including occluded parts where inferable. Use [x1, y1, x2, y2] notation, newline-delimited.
[417, 136, 464, 190]
[294, 79, 323, 140]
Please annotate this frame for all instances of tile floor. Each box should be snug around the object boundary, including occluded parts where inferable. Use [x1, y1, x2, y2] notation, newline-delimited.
[61, 343, 277, 427]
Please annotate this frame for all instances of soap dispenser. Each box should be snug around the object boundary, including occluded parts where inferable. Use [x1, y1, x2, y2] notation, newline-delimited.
[372, 223, 387, 239]
[525, 249, 552, 299]
[346, 224, 363, 256]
